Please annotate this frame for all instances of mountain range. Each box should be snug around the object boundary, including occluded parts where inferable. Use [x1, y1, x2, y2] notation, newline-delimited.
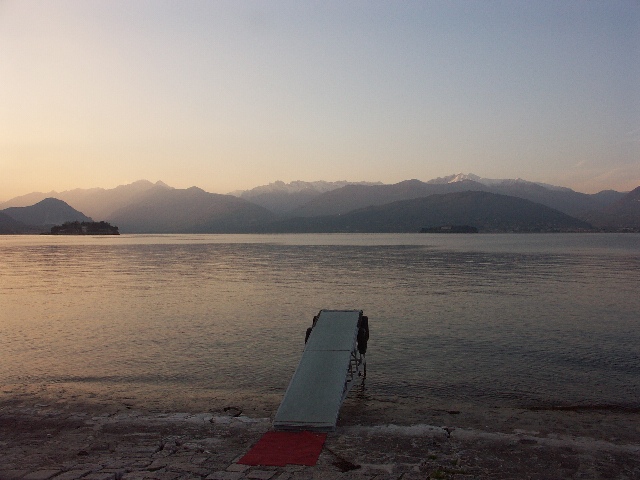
[234, 180, 384, 214]
[253, 191, 594, 233]
[0, 198, 93, 234]
[1, 175, 638, 234]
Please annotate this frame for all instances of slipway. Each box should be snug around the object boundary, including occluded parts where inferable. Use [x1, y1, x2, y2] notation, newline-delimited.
[273, 309, 368, 432]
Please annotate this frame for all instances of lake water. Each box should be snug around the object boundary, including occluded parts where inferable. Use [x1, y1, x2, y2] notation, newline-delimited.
[1, 233, 639, 422]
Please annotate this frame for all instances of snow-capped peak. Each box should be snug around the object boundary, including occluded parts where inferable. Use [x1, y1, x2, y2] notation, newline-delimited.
[426, 173, 567, 191]
[427, 173, 486, 184]
[234, 180, 383, 198]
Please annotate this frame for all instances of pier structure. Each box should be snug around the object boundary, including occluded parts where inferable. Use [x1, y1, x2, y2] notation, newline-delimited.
[273, 309, 368, 432]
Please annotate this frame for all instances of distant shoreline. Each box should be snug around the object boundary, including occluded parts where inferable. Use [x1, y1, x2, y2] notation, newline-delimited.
[6, 229, 634, 235]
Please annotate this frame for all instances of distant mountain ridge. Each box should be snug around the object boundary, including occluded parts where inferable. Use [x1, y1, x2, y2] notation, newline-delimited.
[426, 173, 572, 192]
[254, 191, 593, 233]
[1, 198, 92, 233]
[2, 174, 626, 219]
[0, 211, 36, 234]
[232, 179, 383, 196]
[108, 186, 275, 233]
[0, 180, 169, 220]
[287, 179, 485, 217]
[2, 174, 638, 233]
[232, 180, 384, 214]
[582, 186, 640, 230]
[285, 177, 624, 219]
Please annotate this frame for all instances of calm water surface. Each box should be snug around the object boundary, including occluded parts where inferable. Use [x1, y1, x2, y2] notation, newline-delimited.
[1, 233, 639, 419]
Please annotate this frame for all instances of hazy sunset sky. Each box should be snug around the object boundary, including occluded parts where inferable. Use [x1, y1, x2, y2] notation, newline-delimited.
[1, 1, 638, 201]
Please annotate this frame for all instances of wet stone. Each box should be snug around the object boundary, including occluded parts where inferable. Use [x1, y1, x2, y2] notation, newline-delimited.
[54, 471, 94, 480]
[121, 474, 147, 480]
[205, 472, 244, 480]
[22, 470, 63, 480]
[83, 474, 118, 480]
[245, 470, 276, 479]
[166, 462, 211, 476]
[143, 472, 181, 480]
[0, 471, 31, 480]
[148, 459, 169, 470]
[226, 463, 250, 472]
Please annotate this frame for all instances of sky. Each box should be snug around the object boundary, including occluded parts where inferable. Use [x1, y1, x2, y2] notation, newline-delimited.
[1, 1, 639, 201]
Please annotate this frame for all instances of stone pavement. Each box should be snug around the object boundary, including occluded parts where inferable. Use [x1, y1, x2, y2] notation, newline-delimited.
[1, 405, 639, 479]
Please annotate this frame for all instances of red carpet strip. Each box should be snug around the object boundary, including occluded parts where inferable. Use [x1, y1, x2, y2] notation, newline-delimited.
[239, 431, 327, 467]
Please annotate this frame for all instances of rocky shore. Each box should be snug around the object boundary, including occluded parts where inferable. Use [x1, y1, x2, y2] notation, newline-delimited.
[1, 396, 639, 480]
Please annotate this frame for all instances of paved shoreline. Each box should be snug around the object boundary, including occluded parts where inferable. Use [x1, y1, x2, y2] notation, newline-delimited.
[1, 400, 639, 480]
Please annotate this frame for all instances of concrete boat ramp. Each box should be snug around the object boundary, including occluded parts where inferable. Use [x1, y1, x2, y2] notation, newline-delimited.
[273, 309, 369, 432]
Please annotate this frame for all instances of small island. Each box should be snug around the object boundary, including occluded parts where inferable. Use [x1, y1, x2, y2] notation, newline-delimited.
[50, 221, 119, 235]
[420, 225, 478, 233]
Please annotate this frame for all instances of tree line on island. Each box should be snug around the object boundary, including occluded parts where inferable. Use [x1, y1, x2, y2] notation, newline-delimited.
[420, 225, 478, 233]
[50, 221, 119, 235]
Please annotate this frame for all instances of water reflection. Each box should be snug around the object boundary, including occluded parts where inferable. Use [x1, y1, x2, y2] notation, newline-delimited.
[1, 234, 639, 415]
